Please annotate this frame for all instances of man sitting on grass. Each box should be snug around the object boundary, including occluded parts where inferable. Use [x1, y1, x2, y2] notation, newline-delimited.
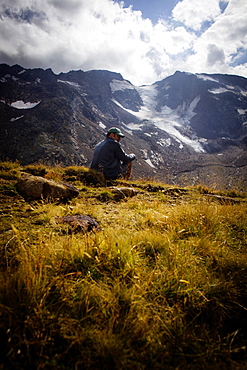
[90, 127, 135, 181]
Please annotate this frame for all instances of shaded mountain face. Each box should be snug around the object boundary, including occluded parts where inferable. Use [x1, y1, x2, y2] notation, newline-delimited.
[0, 64, 247, 188]
[155, 72, 247, 141]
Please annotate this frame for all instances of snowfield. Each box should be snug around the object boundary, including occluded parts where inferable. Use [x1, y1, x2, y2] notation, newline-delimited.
[110, 79, 135, 93]
[10, 100, 41, 109]
[112, 83, 206, 153]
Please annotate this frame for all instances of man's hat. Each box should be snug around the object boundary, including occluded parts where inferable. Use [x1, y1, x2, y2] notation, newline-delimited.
[107, 127, 125, 137]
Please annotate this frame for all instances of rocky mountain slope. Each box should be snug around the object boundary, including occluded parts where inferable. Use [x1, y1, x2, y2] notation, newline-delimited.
[0, 63, 247, 188]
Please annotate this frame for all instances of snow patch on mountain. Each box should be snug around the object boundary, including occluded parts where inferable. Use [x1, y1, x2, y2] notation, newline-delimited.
[196, 74, 219, 83]
[110, 79, 135, 93]
[209, 87, 230, 94]
[240, 89, 247, 97]
[157, 137, 172, 147]
[10, 115, 24, 122]
[238, 108, 247, 115]
[124, 122, 143, 131]
[58, 80, 80, 88]
[161, 96, 200, 124]
[10, 100, 41, 109]
[99, 122, 106, 129]
[145, 158, 155, 168]
[18, 69, 26, 75]
[1, 74, 19, 83]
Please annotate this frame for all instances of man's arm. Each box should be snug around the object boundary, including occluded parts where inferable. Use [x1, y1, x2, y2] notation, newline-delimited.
[113, 141, 135, 164]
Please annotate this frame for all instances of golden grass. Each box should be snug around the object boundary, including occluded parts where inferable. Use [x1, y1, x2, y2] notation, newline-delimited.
[0, 162, 247, 369]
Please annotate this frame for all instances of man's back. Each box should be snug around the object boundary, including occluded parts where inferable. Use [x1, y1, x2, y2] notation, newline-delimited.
[91, 136, 135, 180]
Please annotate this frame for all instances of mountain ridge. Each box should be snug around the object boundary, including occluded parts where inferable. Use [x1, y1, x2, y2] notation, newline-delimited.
[0, 63, 246, 188]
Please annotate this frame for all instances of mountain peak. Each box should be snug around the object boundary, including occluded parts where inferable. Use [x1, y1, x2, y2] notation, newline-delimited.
[0, 63, 246, 188]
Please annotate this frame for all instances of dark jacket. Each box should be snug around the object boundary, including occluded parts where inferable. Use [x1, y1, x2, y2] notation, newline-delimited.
[90, 137, 135, 179]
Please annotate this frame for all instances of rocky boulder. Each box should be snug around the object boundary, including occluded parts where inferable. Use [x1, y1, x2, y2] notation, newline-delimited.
[110, 187, 139, 200]
[16, 173, 79, 200]
[55, 214, 99, 233]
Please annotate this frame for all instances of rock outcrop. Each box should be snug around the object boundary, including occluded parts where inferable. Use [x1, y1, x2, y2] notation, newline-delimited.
[16, 173, 79, 200]
[55, 214, 99, 233]
[110, 187, 139, 200]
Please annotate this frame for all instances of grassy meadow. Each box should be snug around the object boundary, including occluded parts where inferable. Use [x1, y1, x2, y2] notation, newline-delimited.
[0, 161, 247, 369]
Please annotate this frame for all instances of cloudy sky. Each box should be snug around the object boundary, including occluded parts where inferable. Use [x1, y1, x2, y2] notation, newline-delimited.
[0, 0, 246, 85]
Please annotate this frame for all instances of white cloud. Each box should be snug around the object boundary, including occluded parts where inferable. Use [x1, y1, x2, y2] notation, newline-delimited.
[152, 22, 196, 55]
[0, 0, 246, 85]
[182, 0, 247, 76]
[206, 44, 225, 66]
[172, 0, 221, 31]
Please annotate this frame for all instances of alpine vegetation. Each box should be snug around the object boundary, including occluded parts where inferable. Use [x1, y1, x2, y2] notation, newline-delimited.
[1, 162, 247, 369]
